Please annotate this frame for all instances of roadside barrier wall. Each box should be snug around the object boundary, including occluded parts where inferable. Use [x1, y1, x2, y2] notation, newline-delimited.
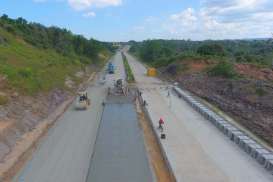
[173, 86, 273, 174]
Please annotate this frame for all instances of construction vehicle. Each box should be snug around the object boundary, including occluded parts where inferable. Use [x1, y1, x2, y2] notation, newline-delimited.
[75, 91, 90, 110]
[108, 79, 127, 96]
[108, 63, 115, 74]
[115, 79, 123, 94]
[147, 68, 156, 77]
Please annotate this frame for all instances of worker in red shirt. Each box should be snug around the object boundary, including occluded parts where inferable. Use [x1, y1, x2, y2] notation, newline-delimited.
[158, 118, 164, 132]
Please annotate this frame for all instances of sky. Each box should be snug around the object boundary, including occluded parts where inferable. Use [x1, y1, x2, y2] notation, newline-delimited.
[0, 0, 273, 41]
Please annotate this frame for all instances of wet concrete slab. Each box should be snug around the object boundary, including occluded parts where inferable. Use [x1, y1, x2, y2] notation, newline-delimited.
[86, 100, 153, 182]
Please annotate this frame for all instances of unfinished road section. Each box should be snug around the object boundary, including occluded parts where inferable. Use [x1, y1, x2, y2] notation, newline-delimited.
[86, 94, 154, 182]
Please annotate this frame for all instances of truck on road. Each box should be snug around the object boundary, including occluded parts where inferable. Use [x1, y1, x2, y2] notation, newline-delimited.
[108, 63, 115, 74]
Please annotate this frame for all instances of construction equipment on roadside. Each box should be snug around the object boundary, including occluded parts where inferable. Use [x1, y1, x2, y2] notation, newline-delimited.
[75, 91, 90, 110]
[147, 68, 156, 77]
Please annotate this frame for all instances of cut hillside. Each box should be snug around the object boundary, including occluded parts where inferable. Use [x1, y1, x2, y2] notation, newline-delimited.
[0, 27, 84, 94]
[0, 15, 114, 165]
[168, 61, 273, 147]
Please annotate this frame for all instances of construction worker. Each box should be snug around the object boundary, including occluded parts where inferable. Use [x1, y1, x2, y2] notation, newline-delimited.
[158, 118, 164, 132]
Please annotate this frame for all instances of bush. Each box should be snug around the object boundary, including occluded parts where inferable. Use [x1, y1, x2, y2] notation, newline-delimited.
[18, 67, 33, 78]
[1, 65, 17, 79]
[197, 43, 226, 56]
[208, 61, 237, 78]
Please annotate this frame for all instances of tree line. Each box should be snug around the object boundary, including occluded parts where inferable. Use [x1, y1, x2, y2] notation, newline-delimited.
[129, 39, 273, 67]
[0, 14, 115, 63]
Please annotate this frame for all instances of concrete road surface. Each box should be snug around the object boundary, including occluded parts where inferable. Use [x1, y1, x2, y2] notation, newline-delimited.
[86, 101, 154, 182]
[124, 51, 273, 182]
[106, 52, 126, 86]
[14, 52, 126, 182]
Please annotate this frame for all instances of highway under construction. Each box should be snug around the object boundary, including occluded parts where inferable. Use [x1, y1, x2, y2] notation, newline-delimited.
[86, 92, 154, 182]
[13, 50, 273, 182]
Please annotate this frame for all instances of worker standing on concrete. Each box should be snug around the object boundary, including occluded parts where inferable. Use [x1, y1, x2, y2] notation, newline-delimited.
[158, 118, 164, 132]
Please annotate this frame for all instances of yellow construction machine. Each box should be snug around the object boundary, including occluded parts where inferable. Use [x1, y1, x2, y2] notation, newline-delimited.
[75, 91, 90, 110]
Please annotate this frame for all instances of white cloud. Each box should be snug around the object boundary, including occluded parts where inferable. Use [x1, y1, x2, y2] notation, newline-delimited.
[170, 8, 197, 26]
[33, 0, 122, 10]
[68, 0, 122, 10]
[164, 0, 273, 40]
[83, 11, 96, 17]
[202, 0, 265, 11]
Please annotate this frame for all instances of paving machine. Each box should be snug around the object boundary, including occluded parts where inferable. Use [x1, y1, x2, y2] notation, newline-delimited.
[108, 79, 127, 96]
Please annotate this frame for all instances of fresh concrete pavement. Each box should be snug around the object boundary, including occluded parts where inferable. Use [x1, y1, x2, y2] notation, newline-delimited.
[86, 102, 154, 182]
[13, 52, 126, 182]
[124, 50, 273, 182]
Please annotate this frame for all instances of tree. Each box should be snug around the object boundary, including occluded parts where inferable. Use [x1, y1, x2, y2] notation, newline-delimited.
[197, 43, 226, 56]
[16, 17, 27, 25]
[1, 14, 9, 21]
[0, 15, 115, 64]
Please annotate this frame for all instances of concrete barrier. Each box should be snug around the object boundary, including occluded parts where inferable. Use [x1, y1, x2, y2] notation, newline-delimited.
[265, 160, 273, 173]
[245, 143, 263, 154]
[137, 93, 177, 181]
[173, 86, 273, 175]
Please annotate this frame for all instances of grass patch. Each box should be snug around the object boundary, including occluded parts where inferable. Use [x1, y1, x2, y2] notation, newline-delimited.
[0, 95, 8, 105]
[122, 52, 135, 83]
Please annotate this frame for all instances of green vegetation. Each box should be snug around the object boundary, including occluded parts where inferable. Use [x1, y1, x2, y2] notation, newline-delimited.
[208, 62, 237, 79]
[197, 43, 226, 56]
[130, 40, 175, 67]
[0, 15, 115, 94]
[0, 14, 113, 60]
[129, 39, 273, 68]
[0, 95, 8, 105]
[121, 52, 135, 83]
